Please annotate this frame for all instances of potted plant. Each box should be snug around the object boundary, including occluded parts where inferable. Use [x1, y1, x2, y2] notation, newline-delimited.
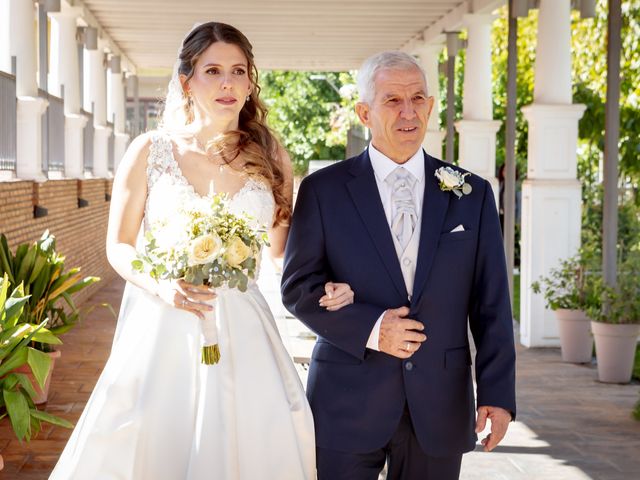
[532, 248, 601, 363]
[0, 273, 73, 470]
[0, 231, 100, 402]
[587, 251, 640, 384]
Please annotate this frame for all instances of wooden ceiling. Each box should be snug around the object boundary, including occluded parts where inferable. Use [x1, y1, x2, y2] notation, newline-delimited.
[75, 0, 504, 74]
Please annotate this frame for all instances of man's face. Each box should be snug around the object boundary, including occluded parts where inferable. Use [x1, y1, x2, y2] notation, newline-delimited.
[356, 67, 434, 164]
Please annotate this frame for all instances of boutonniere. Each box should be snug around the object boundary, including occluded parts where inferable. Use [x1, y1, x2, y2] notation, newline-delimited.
[434, 166, 472, 199]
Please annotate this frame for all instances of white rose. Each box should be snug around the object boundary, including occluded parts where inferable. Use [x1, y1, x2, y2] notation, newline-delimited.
[438, 168, 462, 188]
[155, 223, 188, 251]
[188, 234, 223, 265]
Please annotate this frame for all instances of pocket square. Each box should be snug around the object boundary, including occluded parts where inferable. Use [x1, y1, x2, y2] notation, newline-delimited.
[450, 224, 465, 233]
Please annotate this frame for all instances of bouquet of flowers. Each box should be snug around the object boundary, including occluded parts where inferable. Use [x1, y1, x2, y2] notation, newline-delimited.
[132, 194, 268, 365]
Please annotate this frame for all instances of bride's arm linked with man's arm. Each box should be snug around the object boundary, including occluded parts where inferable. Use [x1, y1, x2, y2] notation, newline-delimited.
[267, 146, 355, 313]
[281, 175, 395, 360]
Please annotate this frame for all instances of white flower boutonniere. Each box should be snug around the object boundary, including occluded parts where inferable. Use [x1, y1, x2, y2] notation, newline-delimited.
[435, 166, 472, 199]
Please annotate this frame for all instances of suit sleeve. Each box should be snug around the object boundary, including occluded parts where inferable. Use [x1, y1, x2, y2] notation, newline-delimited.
[468, 180, 517, 418]
[281, 177, 385, 360]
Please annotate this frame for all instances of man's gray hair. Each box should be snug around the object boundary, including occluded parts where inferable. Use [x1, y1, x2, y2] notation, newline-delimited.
[356, 51, 428, 104]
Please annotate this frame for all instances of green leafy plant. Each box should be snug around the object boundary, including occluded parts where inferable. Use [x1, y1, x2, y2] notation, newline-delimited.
[532, 248, 602, 311]
[587, 250, 640, 325]
[261, 71, 355, 175]
[0, 231, 100, 351]
[0, 273, 73, 441]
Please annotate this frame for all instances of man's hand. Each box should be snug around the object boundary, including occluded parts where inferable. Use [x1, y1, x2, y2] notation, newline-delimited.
[319, 282, 355, 311]
[475, 406, 511, 452]
[378, 307, 426, 359]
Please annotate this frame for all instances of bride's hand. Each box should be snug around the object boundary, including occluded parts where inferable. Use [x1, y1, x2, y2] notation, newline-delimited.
[319, 282, 354, 311]
[155, 279, 217, 320]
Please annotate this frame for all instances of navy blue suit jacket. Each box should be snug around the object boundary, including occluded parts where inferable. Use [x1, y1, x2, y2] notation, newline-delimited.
[281, 150, 516, 456]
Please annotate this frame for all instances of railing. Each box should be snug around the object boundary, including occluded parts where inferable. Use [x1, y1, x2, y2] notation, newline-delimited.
[83, 109, 94, 174]
[40, 89, 65, 173]
[0, 71, 17, 171]
[107, 120, 115, 172]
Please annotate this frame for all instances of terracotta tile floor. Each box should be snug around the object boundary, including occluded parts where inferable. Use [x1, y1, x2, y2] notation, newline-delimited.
[0, 279, 122, 480]
[1, 276, 639, 479]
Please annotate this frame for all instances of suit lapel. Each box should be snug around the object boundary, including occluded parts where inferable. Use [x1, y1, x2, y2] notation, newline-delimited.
[411, 153, 450, 304]
[346, 151, 408, 299]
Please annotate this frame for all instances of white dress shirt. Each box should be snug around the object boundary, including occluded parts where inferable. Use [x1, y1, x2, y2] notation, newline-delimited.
[366, 144, 425, 350]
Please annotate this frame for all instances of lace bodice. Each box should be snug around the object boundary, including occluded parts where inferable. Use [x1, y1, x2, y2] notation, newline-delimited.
[144, 132, 276, 233]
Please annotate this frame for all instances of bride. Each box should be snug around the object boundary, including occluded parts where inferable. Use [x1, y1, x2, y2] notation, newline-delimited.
[50, 22, 353, 480]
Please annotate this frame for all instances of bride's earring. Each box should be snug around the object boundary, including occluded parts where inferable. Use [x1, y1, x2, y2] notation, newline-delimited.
[246, 95, 251, 102]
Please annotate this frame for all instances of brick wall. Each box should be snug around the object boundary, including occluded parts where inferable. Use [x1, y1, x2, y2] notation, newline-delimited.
[0, 178, 117, 306]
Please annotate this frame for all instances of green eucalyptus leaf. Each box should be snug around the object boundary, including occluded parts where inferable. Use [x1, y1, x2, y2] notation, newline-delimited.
[132, 259, 144, 271]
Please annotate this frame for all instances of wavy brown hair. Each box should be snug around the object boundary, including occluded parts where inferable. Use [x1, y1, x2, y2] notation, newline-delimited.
[172, 22, 290, 226]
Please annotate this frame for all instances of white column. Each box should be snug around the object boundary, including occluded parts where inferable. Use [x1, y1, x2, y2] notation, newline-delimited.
[109, 56, 129, 172]
[455, 13, 500, 203]
[85, 29, 111, 177]
[48, 8, 82, 112]
[520, 0, 586, 347]
[10, 0, 38, 97]
[48, 7, 87, 179]
[93, 126, 112, 177]
[64, 113, 88, 178]
[412, 43, 446, 159]
[10, 0, 47, 180]
[89, 51, 107, 126]
[534, 0, 572, 104]
[461, 14, 495, 120]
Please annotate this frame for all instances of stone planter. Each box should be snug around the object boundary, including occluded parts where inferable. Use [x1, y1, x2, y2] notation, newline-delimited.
[555, 309, 593, 363]
[591, 321, 640, 384]
[14, 350, 61, 404]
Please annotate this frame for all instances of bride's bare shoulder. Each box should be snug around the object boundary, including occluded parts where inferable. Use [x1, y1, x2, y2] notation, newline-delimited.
[124, 131, 165, 165]
[114, 131, 158, 181]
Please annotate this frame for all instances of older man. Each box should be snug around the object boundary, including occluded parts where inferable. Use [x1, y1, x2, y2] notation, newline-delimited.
[282, 51, 516, 480]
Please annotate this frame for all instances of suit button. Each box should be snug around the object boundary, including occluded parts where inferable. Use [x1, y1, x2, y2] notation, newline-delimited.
[405, 361, 414, 371]
[403, 257, 411, 266]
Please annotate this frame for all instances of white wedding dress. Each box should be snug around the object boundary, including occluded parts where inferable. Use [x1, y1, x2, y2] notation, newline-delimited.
[50, 133, 316, 480]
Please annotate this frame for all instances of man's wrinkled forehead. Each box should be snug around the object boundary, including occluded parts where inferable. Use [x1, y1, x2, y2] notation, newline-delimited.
[373, 68, 427, 97]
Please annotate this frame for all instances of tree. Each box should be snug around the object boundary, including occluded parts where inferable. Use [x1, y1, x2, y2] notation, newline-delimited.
[484, 1, 639, 194]
[260, 71, 356, 176]
[434, 1, 639, 265]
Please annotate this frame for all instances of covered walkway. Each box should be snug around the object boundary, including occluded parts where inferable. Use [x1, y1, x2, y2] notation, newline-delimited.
[0, 259, 638, 479]
[0, 0, 618, 348]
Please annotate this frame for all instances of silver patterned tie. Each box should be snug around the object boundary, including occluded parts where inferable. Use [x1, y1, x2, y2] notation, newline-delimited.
[386, 167, 417, 250]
